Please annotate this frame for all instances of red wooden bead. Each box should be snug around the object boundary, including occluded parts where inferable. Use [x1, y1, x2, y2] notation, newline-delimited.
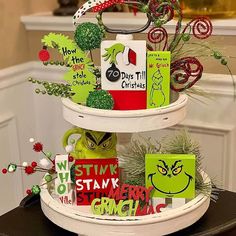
[25, 166, 35, 175]
[26, 189, 32, 195]
[2, 168, 7, 174]
[38, 48, 50, 62]
[31, 161, 37, 168]
[69, 156, 74, 162]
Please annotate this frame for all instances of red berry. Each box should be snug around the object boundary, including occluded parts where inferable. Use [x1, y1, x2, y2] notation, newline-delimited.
[33, 142, 43, 152]
[2, 168, 7, 174]
[52, 160, 55, 165]
[31, 161, 37, 168]
[26, 189, 32, 195]
[68, 156, 74, 162]
[25, 166, 35, 175]
[38, 47, 50, 62]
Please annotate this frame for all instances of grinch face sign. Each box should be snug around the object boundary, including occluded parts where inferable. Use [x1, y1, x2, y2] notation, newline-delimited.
[63, 128, 117, 159]
[145, 154, 195, 198]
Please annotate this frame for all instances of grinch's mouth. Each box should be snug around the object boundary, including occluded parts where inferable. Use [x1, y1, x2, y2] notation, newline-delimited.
[148, 172, 193, 196]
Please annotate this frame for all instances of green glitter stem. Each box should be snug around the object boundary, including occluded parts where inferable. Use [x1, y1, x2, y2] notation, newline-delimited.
[41, 150, 54, 164]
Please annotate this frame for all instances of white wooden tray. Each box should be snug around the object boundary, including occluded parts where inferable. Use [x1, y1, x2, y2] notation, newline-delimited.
[61, 93, 188, 133]
[40, 171, 210, 236]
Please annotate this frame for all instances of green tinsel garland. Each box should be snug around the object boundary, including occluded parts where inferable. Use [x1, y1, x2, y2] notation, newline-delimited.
[74, 22, 103, 51]
[28, 78, 73, 98]
[86, 90, 114, 110]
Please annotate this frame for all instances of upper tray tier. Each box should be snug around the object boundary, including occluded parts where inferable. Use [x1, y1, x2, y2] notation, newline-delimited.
[62, 93, 188, 133]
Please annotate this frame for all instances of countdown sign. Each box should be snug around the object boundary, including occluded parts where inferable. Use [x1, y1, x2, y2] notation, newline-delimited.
[101, 40, 146, 91]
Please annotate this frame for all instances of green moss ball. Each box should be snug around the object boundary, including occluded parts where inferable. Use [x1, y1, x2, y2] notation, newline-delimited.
[86, 90, 114, 110]
[74, 22, 102, 51]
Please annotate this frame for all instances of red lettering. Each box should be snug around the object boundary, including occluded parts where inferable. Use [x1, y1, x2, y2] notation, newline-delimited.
[108, 187, 120, 200]
[156, 204, 167, 213]
[119, 184, 129, 200]
[135, 205, 148, 216]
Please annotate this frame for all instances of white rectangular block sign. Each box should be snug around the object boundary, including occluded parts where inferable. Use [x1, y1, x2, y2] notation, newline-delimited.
[101, 40, 146, 91]
[55, 155, 69, 172]
[55, 155, 71, 197]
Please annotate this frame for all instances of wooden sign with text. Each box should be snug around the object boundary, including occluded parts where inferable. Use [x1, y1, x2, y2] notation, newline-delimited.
[75, 158, 119, 205]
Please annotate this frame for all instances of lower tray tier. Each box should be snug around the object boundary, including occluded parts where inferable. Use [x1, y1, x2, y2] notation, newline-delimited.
[40, 171, 210, 236]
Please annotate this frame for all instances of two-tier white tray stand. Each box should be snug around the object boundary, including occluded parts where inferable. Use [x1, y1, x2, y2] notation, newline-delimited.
[40, 93, 211, 236]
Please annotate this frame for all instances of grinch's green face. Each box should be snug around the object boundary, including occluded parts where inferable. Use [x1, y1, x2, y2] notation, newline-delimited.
[145, 154, 195, 199]
[152, 70, 163, 85]
[82, 131, 115, 152]
[76, 129, 117, 159]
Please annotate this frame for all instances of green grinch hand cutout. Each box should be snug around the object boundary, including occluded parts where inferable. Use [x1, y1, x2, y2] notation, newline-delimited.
[102, 43, 125, 65]
[145, 154, 195, 198]
[62, 128, 117, 159]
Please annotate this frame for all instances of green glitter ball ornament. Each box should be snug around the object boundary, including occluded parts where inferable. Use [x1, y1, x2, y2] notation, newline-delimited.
[44, 174, 52, 183]
[74, 22, 103, 51]
[86, 90, 114, 110]
[31, 185, 41, 195]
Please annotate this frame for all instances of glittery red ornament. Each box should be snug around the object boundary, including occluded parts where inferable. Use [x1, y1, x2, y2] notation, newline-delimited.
[26, 189, 32, 195]
[33, 142, 43, 152]
[25, 166, 35, 175]
[31, 161, 37, 168]
[69, 156, 74, 162]
[2, 168, 7, 174]
[38, 46, 50, 62]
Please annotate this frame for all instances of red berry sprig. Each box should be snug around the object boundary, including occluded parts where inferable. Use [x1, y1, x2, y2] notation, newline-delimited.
[33, 142, 43, 152]
[26, 189, 32, 195]
[31, 161, 37, 168]
[69, 156, 74, 162]
[25, 166, 35, 175]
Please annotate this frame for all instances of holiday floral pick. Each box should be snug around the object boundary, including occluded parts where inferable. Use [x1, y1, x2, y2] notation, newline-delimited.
[1, 138, 74, 197]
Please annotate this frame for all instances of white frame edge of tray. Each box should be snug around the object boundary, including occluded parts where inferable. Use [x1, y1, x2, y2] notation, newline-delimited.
[61, 94, 188, 133]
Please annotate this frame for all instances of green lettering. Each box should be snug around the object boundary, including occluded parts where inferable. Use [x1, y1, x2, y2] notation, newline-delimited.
[83, 164, 93, 176]
[57, 160, 67, 171]
[99, 165, 108, 175]
[57, 184, 66, 194]
[91, 198, 101, 215]
[75, 164, 83, 177]
[59, 172, 69, 183]
[109, 164, 118, 175]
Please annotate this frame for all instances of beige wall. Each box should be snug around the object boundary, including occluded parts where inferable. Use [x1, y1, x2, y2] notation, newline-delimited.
[0, 0, 57, 69]
[28, 31, 236, 75]
[1, 0, 236, 75]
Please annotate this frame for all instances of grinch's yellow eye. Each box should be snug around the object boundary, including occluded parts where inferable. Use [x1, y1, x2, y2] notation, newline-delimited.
[101, 139, 111, 149]
[172, 166, 183, 176]
[157, 165, 167, 175]
[87, 140, 96, 150]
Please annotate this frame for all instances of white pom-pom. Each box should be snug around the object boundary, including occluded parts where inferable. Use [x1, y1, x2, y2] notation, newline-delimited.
[8, 166, 14, 173]
[29, 138, 35, 143]
[65, 145, 73, 153]
[39, 158, 50, 168]
[22, 162, 28, 167]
